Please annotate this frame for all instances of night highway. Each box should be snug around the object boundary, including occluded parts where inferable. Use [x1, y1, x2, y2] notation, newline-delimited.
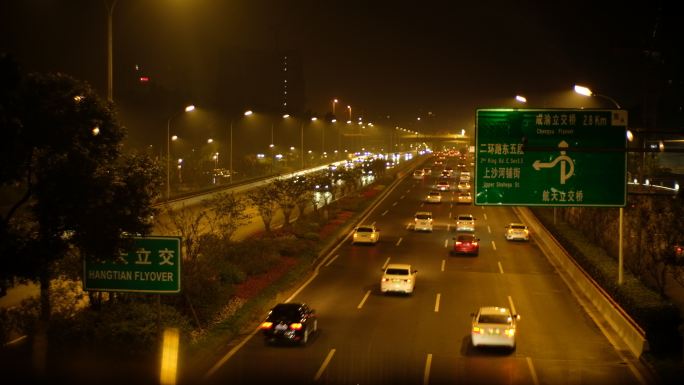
[202, 157, 647, 385]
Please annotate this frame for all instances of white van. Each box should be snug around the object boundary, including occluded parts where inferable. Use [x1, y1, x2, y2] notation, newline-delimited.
[414, 211, 433, 232]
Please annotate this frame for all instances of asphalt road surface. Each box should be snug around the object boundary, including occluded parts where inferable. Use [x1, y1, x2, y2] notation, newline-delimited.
[202, 157, 647, 385]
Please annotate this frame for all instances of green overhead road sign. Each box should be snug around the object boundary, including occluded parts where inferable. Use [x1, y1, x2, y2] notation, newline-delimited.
[475, 109, 627, 207]
[84, 236, 181, 293]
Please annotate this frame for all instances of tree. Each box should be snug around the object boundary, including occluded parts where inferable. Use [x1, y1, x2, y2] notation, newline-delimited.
[291, 175, 313, 219]
[271, 178, 298, 229]
[158, 203, 206, 262]
[0, 59, 160, 373]
[203, 191, 251, 241]
[247, 184, 280, 234]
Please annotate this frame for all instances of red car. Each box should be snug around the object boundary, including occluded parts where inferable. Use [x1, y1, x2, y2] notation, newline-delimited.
[452, 233, 480, 256]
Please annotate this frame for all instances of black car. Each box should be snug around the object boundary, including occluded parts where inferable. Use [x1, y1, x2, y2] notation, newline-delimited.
[260, 303, 318, 345]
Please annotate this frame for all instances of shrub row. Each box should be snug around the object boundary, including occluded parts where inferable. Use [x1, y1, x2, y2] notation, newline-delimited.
[531, 207, 682, 357]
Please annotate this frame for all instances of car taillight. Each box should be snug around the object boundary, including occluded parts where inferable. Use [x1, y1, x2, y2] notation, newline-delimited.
[455, 241, 462, 245]
[404, 279, 411, 283]
[472, 326, 483, 334]
[472, 241, 478, 245]
[382, 278, 389, 282]
[504, 328, 515, 337]
[290, 323, 303, 330]
[260, 322, 273, 329]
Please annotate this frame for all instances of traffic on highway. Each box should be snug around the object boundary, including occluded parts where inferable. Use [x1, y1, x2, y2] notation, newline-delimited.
[203, 152, 647, 385]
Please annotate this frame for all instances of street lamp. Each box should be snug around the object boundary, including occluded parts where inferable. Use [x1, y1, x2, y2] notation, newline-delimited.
[228, 109, 253, 184]
[574, 84, 626, 285]
[574, 84, 622, 109]
[332, 98, 338, 115]
[166, 105, 195, 199]
[515, 95, 527, 103]
[105, 0, 119, 102]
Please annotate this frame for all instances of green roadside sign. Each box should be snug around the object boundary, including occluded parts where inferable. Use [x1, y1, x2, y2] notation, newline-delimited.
[475, 109, 627, 207]
[84, 236, 181, 293]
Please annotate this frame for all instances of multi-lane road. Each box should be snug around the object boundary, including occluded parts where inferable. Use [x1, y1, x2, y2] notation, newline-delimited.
[202, 156, 649, 385]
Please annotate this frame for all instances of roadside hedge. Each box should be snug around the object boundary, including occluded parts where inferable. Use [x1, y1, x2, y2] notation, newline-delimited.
[531, 207, 682, 357]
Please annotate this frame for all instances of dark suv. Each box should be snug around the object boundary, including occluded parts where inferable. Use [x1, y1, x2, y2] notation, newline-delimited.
[260, 303, 318, 345]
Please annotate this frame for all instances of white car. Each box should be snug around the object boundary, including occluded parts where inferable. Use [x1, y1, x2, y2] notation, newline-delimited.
[471, 306, 519, 349]
[457, 192, 472, 204]
[353, 225, 380, 244]
[380, 264, 417, 294]
[413, 170, 425, 180]
[457, 181, 471, 192]
[414, 212, 433, 232]
[436, 181, 450, 191]
[456, 214, 475, 232]
[425, 191, 442, 203]
[422, 168, 432, 176]
[505, 223, 530, 241]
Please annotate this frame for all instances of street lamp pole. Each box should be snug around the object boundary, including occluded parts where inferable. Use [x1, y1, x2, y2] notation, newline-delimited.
[105, 0, 119, 102]
[574, 84, 625, 284]
[166, 105, 195, 200]
[300, 122, 304, 169]
[229, 120, 233, 184]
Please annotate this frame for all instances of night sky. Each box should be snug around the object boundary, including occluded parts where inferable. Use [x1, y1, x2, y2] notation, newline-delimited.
[0, 0, 672, 141]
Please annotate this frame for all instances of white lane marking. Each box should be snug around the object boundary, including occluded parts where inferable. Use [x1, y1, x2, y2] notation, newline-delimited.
[205, 325, 261, 379]
[357, 290, 371, 309]
[526, 357, 539, 385]
[484, 213, 488, 220]
[447, 224, 451, 232]
[325, 254, 340, 267]
[396, 237, 403, 246]
[444, 239, 449, 248]
[406, 189, 411, 193]
[382, 257, 391, 269]
[371, 221, 376, 226]
[392, 202, 398, 206]
[420, 202, 425, 207]
[448, 212, 452, 219]
[441, 260, 445, 272]
[381, 210, 389, 216]
[400, 194, 406, 199]
[498, 261, 504, 274]
[508, 295, 517, 315]
[434, 293, 441, 312]
[423, 354, 433, 385]
[314, 349, 336, 381]
[481, 206, 485, 211]
[487, 225, 491, 234]
[450, 203, 453, 208]
[491, 240, 497, 251]
[406, 223, 412, 230]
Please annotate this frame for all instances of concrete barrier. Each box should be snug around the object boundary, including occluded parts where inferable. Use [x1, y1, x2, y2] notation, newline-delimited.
[514, 206, 648, 358]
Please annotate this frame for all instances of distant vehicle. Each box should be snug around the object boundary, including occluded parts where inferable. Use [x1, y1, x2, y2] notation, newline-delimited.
[452, 233, 480, 256]
[414, 211, 433, 232]
[260, 303, 318, 345]
[457, 192, 472, 204]
[460, 171, 471, 178]
[425, 191, 442, 203]
[436, 181, 450, 191]
[505, 223, 530, 241]
[353, 225, 380, 244]
[471, 306, 519, 349]
[459, 174, 470, 182]
[456, 214, 475, 232]
[380, 263, 417, 294]
[422, 168, 432, 175]
[413, 170, 425, 179]
[457, 181, 471, 192]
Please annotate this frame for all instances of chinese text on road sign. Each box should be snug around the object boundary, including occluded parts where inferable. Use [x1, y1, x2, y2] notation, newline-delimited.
[84, 236, 182, 293]
[475, 109, 627, 207]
